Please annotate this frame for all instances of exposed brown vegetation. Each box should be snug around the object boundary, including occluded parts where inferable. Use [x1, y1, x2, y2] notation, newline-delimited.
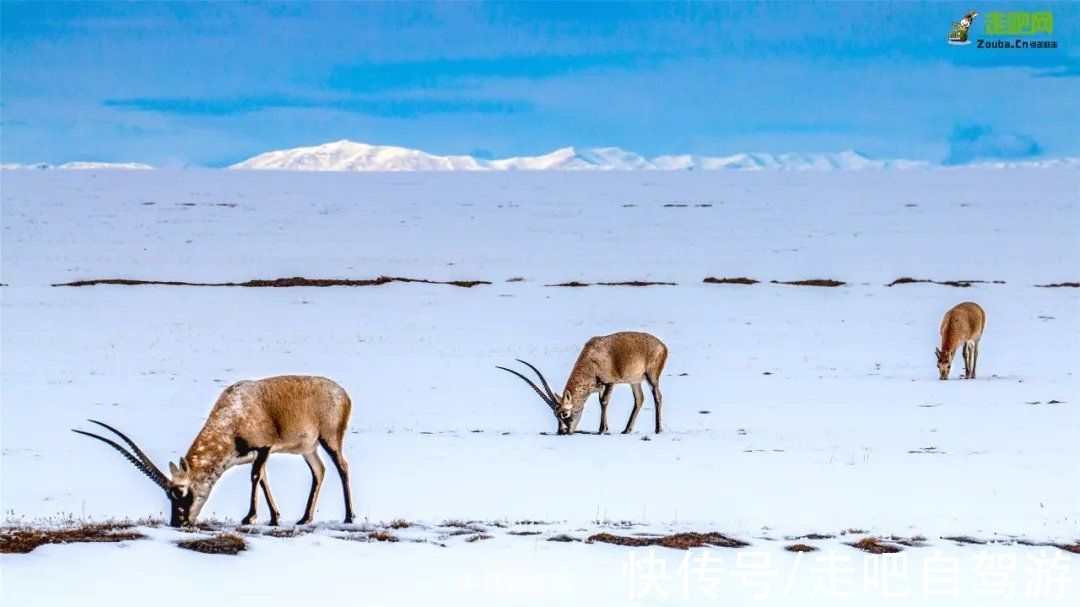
[507, 530, 542, 536]
[791, 533, 836, 540]
[587, 531, 748, 550]
[771, 279, 846, 287]
[1035, 282, 1080, 288]
[1054, 542, 1080, 554]
[942, 535, 986, 545]
[465, 533, 493, 543]
[545, 280, 676, 287]
[366, 530, 400, 543]
[176, 533, 247, 555]
[54, 276, 490, 288]
[887, 277, 1005, 288]
[548, 534, 580, 542]
[703, 276, 759, 285]
[785, 544, 818, 552]
[847, 537, 902, 554]
[1, 522, 145, 554]
[890, 535, 927, 547]
[388, 519, 412, 529]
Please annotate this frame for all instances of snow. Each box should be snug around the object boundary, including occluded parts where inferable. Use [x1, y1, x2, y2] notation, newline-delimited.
[229, 139, 1077, 172]
[0, 161, 155, 170]
[1, 169, 1077, 604]
[230, 139, 487, 171]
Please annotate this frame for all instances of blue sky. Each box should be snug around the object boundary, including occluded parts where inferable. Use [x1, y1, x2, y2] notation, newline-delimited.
[2, 2, 1077, 166]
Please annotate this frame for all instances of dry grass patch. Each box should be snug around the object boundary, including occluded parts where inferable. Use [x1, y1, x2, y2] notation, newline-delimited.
[546, 280, 675, 287]
[548, 534, 580, 542]
[508, 530, 542, 536]
[587, 531, 748, 550]
[1035, 282, 1079, 288]
[388, 519, 412, 529]
[790, 533, 836, 540]
[55, 276, 490, 288]
[847, 537, 902, 554]
[703, 276, 759, 285]
[1053, 542, 1080, 554]
[785, 544, 819, 552]
[771, 279, 846, 287]
[887, 277, 1005, 288]
[366, 530, 400, 543]
[176, 533, 247, 555]
[1, 522, 145, 554]
[465, 533, 493, 543]
[942, 535, 986, 545]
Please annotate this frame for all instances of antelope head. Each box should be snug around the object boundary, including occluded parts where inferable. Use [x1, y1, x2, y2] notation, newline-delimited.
[497, 360, 579, 434]
[73, 420, 205, 527]
[935, 347, 951, 380]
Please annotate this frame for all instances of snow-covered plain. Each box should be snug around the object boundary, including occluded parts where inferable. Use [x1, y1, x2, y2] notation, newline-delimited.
[1, 169, 1077, 604]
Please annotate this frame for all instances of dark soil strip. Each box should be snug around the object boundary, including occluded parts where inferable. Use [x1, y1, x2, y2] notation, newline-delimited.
[1054, 542, 1080, 554]
[547, 534, 580, 542]
[587, 531, 748, 550]
[1, 523, 145, 554]
[887, 277, 1005, 288]
[1036, 282, 1080, 288]
[546, 281, 677, 287]
[176, 533, 247, 555]
[771, 279, 846, 287]
[942, 535, 986, 545]
[53, 276, 490, 288]
[847, 537, 902, 554]
[785, 544, 819, 552]
[703, 277, 759, 285]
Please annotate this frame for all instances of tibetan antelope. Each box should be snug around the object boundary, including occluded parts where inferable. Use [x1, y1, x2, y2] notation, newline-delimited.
[498, 331, 668, 435]
[936, 302, 986, 380]
[73, 375, 355, 527]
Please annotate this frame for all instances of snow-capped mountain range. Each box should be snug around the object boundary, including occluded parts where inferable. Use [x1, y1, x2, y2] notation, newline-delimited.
[1, 161, 154, 170]
[4, 141, 1077, 171]
[229, 140, 1078, 172]
[229, 140, 932, 172]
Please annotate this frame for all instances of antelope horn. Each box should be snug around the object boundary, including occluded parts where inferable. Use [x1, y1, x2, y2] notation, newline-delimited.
[73, 420, 171, 491]
[496, 365, 557, 411]
[514, 359, 559, 403]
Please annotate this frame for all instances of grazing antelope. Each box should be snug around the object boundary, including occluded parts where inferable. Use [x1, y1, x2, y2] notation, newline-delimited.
[73, 375, 355, 527]
[936, 302, 986, 380]
[498, 332, 668, 435]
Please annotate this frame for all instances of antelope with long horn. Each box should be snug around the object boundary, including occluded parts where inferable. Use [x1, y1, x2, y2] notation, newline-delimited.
[73, 375, 355, 527]
[499, 332, 668, 435]
[936, 302, 986, 380]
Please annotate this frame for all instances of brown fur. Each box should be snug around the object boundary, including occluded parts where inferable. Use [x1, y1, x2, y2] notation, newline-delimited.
[77, 375, 356, 527]
[936, 302, 986, 380]
[558, 332, 669, 434]
[177, 375, 355, 526]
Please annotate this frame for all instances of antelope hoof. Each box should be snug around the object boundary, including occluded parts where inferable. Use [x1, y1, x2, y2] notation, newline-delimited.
[296, 516, 313, 526]
[268, 516, 280, 527]
[241, 514, 256, 526]
[621, 429, 632, 435]
[344, 515, 355, 524]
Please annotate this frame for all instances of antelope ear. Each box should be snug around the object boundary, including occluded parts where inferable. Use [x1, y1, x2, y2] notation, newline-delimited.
[179, 457, 190, 472]
[169, 461, 180, 476]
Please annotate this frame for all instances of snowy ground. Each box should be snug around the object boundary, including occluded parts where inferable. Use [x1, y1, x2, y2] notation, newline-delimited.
[1, 169, 1077, 604]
